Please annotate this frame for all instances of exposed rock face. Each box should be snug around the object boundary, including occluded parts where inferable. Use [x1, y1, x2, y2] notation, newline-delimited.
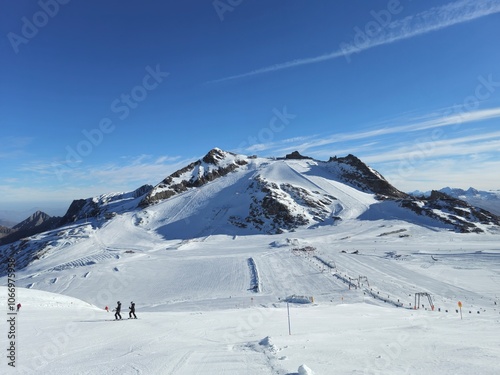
[12, 211, 51, 231]
[401, 190, 500, 233]
[59, 184, 154, 225]
[2, 148, 499, 248]
[243, 177, 309, 233]
[0, 211, 61, 246]
[202, 148, 230, 164]
[133, 184, 154, 198]
[285, 151, 312, 160]
[1, 185, 155, 247]
[327, 154, 408, 199]
[140, 148, 248, 207]
[60, 199, 98, 225]
[0, 238, 46, 275]
[437, 187, 500, 216]
[0, 225, 13, 238]
[233, 175, 337, 234]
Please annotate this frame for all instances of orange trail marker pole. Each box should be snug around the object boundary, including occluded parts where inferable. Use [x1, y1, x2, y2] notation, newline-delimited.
[458, 301, 463, 320]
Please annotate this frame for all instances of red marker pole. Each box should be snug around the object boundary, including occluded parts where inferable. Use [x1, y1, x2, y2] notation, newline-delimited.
[458, 301, 463, 320]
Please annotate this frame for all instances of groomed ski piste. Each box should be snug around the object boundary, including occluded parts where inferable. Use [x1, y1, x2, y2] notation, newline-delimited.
[1, 157, 500, 374]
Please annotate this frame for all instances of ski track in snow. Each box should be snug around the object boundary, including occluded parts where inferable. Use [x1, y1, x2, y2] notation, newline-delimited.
[284, 160, 377, 220]
[247, 257, 261, 293]
[48, 251, 120, 271]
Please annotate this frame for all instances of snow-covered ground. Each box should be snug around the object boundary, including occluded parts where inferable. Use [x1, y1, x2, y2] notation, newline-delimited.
[1, 218, 500, 374]
[1, 156, 500, 374]
[1, 285, 499, 375]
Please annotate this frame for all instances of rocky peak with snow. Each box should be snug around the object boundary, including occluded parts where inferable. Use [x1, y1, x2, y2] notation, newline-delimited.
[284, 151, 312, 160]
[133, 148, 500, 234]
[12, 210, 51, 231]
[0, 210, 61, 246]
[139, 148, 248, 207]
[401, 190, 500, 233]
[2, 149, 500, 247]
[410, 187, 500, 217]
[327, 154, 408, 199]
[60, 184, 154, 225]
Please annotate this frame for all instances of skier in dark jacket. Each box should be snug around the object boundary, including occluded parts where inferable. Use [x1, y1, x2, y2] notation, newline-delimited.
[129, 301, 137, 319]
[114, 301, 122, 320]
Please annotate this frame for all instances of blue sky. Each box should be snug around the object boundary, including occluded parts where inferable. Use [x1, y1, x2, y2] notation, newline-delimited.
[1, 0, 500, 217]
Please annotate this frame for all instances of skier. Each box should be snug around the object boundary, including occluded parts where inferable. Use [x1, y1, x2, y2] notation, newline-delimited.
[16, 303, 21, 312]
[113, 301, 122, 320]
[129, 301, 137, 319]
[105, 306, 109, 312]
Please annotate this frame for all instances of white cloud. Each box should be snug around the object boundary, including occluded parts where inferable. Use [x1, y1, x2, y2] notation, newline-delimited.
[9, 155, 196, 204]
[242, 106, 500, 158]
[231, 105, 500, 191]
[382, 157, 500, 192]
[364, 130, 500, 164]
[210, 0, 500, 83]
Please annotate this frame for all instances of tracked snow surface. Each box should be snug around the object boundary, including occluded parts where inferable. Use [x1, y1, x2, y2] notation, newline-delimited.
[1, 149, 500, 374]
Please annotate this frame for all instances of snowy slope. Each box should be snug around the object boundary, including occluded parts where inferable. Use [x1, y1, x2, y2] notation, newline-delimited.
[7, 150, 493, 246]
[3, 286, 499, 375]
[1, 221, 500, 374]
[1, 149, 500, 374]
[127, 154, 382, 238]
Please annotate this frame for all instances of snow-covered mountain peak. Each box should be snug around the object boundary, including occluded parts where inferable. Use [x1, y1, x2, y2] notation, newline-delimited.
[59, 184, 153, 225]
[53, 150, 500, 236]
[139, 148, 248, 207]
[202, 147, 239, 165]
[12, 210, 51, 231]
[322, 154, 407, 199]
[3, 149, 500, 253]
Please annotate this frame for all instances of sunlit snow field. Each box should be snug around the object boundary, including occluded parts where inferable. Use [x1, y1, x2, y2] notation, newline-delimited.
[2, 216, 500, 374]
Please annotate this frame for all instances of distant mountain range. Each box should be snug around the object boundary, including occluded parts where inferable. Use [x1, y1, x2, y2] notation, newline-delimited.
[410, 187, 500, 216]
[0, 211, 61, 244]
[0, 184, 153, 246]
[1, 149, 499, 253]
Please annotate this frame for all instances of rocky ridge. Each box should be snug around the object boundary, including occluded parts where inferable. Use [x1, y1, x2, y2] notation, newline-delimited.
[140, 148, 248, 207]
[2, 149, 499, 247]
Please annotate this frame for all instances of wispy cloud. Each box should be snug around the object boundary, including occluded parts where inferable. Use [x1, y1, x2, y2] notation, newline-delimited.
[239, 106, 500, 157]
[210, 0, 500, 83]
[0, 136, 33, 159]
[2, 153, 203, 212]
[383, 157, 500, 191]
[230, 104, 500, 190]
[363, 130, 500, 164]
[18, 154, 194, 192]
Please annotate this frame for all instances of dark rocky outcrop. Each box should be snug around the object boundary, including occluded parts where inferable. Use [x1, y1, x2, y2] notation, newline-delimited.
[400, 190, 500, 233]
[0, 184, 154, 246]
[0, 211, 61, 246]
[0, 225, 13, 238]
[2, 148, 498, 248]
[12, 211, 51, 231]
[133, 184, 153, 198]
[243, 177, 309, 233]
[140, 148, 248, 207]
[285, 151, 312, 160]
[328, 154, 408, 199]
[58, 199, 99, 226]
